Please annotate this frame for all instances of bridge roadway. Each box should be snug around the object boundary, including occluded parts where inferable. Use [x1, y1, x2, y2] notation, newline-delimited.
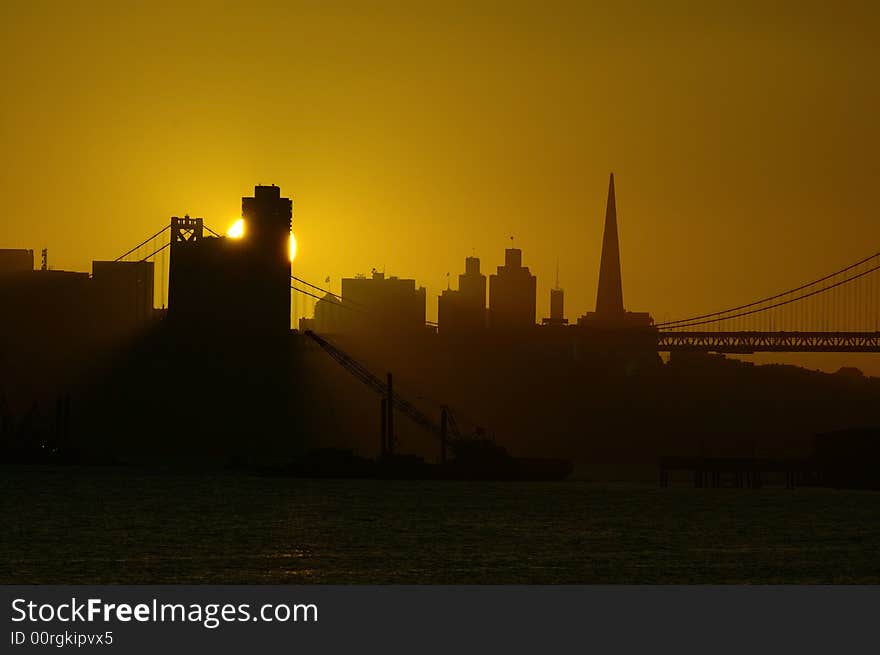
[656, 331, 880, 353]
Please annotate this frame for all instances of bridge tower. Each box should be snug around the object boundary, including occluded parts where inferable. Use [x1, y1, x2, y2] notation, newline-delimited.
[167, 215, 206, 322]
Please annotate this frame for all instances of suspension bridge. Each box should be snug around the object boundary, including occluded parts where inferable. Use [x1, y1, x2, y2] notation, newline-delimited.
[114, 216, 880, 354]
[654, 252, 880, 353]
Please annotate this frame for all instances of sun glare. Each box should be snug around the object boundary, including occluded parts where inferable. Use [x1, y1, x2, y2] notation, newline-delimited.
[227, 218, 245, 238]
[227, 219, 294, 260]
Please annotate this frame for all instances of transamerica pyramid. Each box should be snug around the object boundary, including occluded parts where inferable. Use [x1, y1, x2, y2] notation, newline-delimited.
[578, 173, 653, 330]
[595, 173, 624, 315]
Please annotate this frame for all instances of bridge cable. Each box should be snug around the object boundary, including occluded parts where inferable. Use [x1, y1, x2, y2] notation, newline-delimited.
[290, 275, 368, 308]
[658, 251, 879, 327]
[290, 285, 366, 313]
[114, 225, 170, 262]
[662, 261, 880, 330]
[137, 240, 171, 263]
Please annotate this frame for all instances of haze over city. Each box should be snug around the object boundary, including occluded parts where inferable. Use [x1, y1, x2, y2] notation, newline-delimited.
[3, 1, 880, 372]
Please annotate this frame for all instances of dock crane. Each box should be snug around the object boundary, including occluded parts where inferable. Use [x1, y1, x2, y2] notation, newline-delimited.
[304, 331, 573, 480]
[305, 330, 458, 461]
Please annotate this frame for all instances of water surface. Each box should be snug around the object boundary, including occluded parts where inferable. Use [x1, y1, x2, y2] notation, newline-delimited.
[2, 467, 879, 583]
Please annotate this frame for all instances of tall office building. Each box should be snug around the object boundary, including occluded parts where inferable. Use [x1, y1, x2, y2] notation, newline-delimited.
[459, 257, 487, 310]
[438, 256, 487, 333]
[542, 262, 567, 326]
[578, 174, 652, 329]
[489, 248, 537, 329]
[168, 185, 293, 335]
[542, 287, 567, 326]
[241, 185, 293, 333]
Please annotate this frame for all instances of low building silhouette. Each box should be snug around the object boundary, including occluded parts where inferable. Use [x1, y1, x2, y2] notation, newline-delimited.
[0, 251, 158, 418]
[0, 249, 34, 275]
[335, 271, 427, 334]
[91, 261, 155, 337]
[312, 291, 345, 334]
[0, 254, 155, 344]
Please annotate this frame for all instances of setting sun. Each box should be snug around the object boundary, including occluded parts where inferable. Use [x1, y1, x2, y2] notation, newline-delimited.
[226, 218, 295, 260]
[227, 218, 245, 239]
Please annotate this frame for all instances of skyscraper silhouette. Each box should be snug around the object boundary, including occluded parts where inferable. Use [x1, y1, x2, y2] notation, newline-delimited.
[438, 256, 487, 333]
[541, 262, 567, 326]
[242, 185, 293, 333]
[595, 173, 624, 316]
[489, 248, 537, 329]
[578, 173, 653, 329]
[168, 186, 292, 335]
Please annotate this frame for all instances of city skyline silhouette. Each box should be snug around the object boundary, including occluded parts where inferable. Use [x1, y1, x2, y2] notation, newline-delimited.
[3, 3, 880, 377]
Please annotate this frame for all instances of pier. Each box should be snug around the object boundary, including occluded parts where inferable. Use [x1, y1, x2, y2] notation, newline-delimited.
[659, 456, 817, 489]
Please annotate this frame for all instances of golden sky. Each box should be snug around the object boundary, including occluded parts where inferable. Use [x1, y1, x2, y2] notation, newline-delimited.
[2, 2, 879, 372]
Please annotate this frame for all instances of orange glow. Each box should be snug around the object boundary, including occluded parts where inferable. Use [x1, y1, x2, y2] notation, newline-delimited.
[4, 5, 879, 374]
[289, 232, 297, 262]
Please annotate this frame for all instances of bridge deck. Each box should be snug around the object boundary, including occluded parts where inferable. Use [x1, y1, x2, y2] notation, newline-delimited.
[657, 331, 880, 353]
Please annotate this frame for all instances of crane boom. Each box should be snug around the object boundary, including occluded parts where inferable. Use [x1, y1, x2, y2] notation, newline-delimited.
[305, 330, 441, 439]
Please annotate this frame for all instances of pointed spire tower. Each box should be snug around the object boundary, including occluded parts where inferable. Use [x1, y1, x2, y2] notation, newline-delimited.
[595, 173, 624, 315]
[577, 173, 652, 331]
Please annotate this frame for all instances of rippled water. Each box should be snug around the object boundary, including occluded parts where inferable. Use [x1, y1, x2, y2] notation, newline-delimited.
[2, 467, 879, 583]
